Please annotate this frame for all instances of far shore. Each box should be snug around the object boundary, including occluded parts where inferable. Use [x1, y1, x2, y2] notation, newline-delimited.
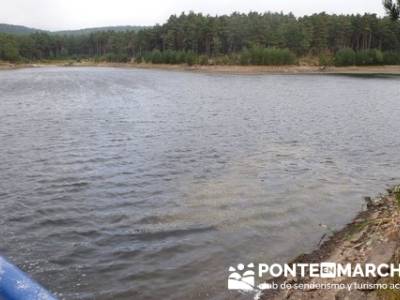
[2, 61, 400, 75]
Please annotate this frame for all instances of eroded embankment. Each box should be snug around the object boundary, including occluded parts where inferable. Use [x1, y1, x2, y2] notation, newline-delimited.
[262, 186, 400, 300]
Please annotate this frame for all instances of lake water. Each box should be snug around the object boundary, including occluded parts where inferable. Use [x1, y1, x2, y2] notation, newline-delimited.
[0, 67, 399, 300]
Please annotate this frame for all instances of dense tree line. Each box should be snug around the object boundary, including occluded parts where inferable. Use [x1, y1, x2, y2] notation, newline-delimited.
[1, 12, 400, 66]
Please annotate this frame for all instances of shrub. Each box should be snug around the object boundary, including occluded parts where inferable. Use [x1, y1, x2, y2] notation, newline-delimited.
[383, 51, 400, 65]
[335, 48, 385, 66]
[136, 48, 297, 66]
[240, 49, 251, 65]
[371, 49, 384, 65]
[150, 49, 162, 64]
[249, 47, 263, 65]
[175, 51, 187, 64]
[355, 50, 370, 65]
[266, 48, 296, 65]
[198, 55, 209, 65]
[240, 47, 297, 65]
[166, 50, 177, 64]
[355, 49, 383, 65]
[0, 40, 20, 62]
[139, 50, 200, 65]
[142, 52, 152, 63]
[334, 48, 356, 66]
[185, 51, 197, 66]
[105, 53, 129, 63]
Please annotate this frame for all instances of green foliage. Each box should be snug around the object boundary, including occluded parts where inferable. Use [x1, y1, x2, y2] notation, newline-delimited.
[334, 48, 356, 66]
[0, 34, 20, 61]
[135, 47, 296, 66]
[239, 47, 297, 65]
[92, 53, 129, 63]
[372, 49, 384, 64]
[105, 53, 129, 62]
[335, 49, 384, 66]
[198, 55, 209, 65]
[150, 49, 162, 64]
[183, 51, 195, 66]
[383, 51, 400, 64]
[355, 49, 384, 65]
[138, 50, 199, 65]
[383, 0, 400, 21]
[162, 50, 175, 64]
[241, 47, 297, 65]
[175, 53, 185, 63]
[1, 12, 400, 65]
[240, 49, 251, 65]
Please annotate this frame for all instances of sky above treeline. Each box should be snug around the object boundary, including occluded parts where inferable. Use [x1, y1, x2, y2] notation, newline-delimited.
[1, 0, 386, 31]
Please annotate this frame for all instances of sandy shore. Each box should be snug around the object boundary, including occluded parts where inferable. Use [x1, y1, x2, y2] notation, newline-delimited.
[131, 64, 400, 75]
[262, 186, 400, 300]
[0, 62, 39, 70]
[79, 62, 400, 75]
[2, 61, 400, 75]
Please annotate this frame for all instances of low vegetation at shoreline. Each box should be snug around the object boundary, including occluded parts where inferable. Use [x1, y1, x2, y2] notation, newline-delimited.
[332, 48, 400, 66]
[131, 47, 400, 66]
[135, 47, 297, 66]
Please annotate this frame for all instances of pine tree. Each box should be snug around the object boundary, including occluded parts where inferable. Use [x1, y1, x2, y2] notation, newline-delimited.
[383, 0, 400, 21]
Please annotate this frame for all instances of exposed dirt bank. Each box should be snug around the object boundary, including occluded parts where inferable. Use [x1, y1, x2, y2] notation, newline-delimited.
[262, 186, 400, 300]
[2, 61, 400, 75]
[75, 62, 400, 75]
[0, 62, 39, 70]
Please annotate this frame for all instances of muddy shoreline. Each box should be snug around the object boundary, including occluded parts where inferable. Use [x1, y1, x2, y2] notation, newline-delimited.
[2, 61, 400, 75]
[262, 186, 400, 300]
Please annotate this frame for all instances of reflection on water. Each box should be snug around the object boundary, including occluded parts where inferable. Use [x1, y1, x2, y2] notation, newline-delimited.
[0, 68, 399, 300]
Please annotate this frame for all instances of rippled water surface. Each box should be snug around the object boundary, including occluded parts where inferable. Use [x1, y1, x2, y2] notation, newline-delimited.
[0, 67, 400, 299]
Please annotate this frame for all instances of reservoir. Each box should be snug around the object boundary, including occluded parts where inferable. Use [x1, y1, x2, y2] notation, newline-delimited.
[0, 67, 399, 299]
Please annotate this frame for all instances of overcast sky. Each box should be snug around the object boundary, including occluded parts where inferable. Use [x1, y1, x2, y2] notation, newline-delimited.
[0, 0, 386, 31]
